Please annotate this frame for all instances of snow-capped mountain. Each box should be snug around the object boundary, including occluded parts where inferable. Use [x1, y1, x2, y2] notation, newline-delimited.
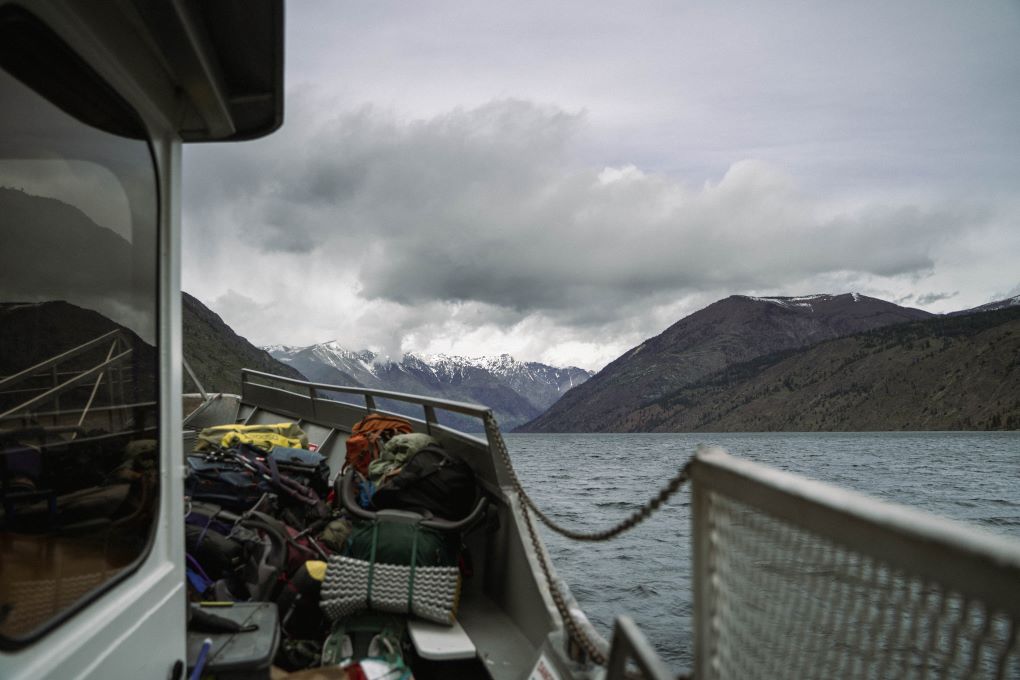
[265, 342, 593, 431]
[948, 295, 1020, 316]
[740, 292, 864, 310]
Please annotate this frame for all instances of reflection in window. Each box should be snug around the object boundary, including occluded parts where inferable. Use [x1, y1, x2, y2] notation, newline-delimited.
[0, 16, 160, 644]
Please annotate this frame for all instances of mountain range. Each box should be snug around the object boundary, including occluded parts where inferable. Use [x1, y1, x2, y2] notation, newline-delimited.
[5, 290, 1015, 433]
[0, 301, 157, 414]
[265, 342, 593, 431]
[8, 188, 1014, 432]
[187, 290, 1018, 432]
[519, 293, 1020, 432]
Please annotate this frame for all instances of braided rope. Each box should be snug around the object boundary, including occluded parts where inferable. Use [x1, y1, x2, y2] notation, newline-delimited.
[484, 413, 692, 541]
[483, 412, 692, 665]
[518, 489, 609, 665]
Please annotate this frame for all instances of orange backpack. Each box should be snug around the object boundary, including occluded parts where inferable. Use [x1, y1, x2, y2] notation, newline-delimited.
[344, 413, 414, 476]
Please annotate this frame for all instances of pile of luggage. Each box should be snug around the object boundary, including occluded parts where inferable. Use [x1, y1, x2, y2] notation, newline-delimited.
[183, 414, 482, 678]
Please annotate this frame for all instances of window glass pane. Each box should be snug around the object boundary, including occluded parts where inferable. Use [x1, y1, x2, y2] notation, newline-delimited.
[0, 51, 160, 642]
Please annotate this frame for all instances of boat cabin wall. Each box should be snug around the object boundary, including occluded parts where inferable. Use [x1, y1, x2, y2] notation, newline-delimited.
[0, 2, 191, 678]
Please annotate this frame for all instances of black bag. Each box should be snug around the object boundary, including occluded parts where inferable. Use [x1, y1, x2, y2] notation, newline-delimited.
[261, 445, 330, 496]
[370, 445, 476, 521]
[185, 455, 265, 511]
[186, 522, 245, 580]
[185, 503, 292, 602]
[274, 561, 327, 642]
[187, 447, 329, 528]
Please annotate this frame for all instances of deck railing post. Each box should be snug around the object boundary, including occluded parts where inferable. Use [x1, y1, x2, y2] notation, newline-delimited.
[51, 364, 60, 414]
[606, 616, 673, 680]
[365, 394, 376, 412]
[183, 357, 208, 401]
[691, 465, 714, 680]
[103, 342, 115, 429]
[424, 405, 437, 435]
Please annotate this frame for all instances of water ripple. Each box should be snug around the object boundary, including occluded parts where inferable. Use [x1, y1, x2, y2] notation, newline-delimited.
[506, 431, 1020, 673]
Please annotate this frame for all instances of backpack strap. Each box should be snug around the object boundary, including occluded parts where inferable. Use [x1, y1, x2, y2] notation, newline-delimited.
[407, 524, 420, 614]
[366, 521, 379, 611]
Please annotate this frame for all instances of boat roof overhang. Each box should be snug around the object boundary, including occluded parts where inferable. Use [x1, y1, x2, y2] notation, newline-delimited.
[133, 0, 284, 142]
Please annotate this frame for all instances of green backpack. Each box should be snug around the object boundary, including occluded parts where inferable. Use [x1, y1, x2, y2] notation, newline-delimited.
[345, 519, 457, 567]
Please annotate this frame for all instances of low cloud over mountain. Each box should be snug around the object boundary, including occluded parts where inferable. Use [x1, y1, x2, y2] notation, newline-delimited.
[267, 341, 592, 431]
[183, 95, 1019, 370]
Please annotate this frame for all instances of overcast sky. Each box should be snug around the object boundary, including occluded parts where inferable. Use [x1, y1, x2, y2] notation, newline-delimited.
[182, 0, 1020, 370]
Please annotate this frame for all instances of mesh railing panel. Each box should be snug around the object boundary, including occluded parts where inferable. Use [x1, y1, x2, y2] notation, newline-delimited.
[700, 489, 1020, 680]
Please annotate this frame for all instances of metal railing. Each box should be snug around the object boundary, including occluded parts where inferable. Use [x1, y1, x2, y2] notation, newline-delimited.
[606, 616, 674, 680]
[182, 357, 208, 401]
[239, 368, 493, 436]
[690, 447, 1020, 679]
[0, 329, 139, 431]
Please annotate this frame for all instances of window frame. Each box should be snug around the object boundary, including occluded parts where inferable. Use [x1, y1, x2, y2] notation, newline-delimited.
[0, 4, 164, 651]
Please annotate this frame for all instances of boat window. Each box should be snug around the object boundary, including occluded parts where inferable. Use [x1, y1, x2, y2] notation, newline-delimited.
[0, 6, 160, 647]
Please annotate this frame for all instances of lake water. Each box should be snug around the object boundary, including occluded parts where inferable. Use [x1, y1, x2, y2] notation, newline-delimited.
[504, 432, 1020, 672]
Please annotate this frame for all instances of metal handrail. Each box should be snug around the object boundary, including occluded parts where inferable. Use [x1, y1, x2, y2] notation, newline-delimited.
[0, 348, 133, 420]
[182, 392, 223, 428]
[240, 368, 493, 420]
[3, 401, 157, 424]
[182, 357, 208, 401]
[690, 447, 1020, 612]
[71, 338, 120, 438]
[0, 329, 122, 392]
[689, 446, 1020, 679]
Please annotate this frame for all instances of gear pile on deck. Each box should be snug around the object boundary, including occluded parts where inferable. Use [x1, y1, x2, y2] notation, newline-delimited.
[184, 415, 482, 679]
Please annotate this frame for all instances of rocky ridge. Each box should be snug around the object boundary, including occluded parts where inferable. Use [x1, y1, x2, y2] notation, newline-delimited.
[183, 293, 306, 394]
[625, 305, 1020, 431]
[266, 342, 593, 431]
[519, 293, 933, 432]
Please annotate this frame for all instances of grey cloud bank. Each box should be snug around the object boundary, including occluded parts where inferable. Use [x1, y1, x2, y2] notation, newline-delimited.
[182, 1, 1020, 370]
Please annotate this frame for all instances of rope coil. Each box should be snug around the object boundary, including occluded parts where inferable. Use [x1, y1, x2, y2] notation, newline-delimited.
[483, 412, 692, 666]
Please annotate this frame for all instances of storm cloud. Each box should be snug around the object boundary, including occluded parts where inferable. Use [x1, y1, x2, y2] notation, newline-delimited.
[279, 105, 962, 307]
[182, 1, 1020, 369]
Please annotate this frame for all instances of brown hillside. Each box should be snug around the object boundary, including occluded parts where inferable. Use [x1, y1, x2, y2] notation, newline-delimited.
[182, 292, 306, 394]
[625, 307, 1020, 432]
[520, 293, 932, 432]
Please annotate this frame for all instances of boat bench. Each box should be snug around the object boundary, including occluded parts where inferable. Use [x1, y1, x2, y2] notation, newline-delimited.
[407, 618, 476, 660]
